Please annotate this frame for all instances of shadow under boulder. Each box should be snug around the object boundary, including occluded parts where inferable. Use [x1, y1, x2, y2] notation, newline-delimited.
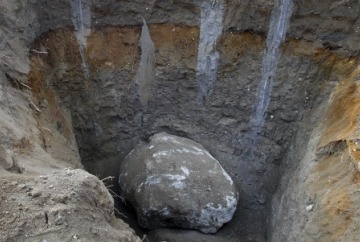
[118, 132, 238, 233]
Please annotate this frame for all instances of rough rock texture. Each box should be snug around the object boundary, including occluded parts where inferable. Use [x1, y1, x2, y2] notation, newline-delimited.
[0, 169, 140, 242]
[119, 133, 238, 233]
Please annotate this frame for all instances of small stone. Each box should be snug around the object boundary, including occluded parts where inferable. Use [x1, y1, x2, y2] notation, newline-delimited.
[31, 190, 41, 198]
[18, 184, 26, 189]
[55, 214, 65, 225]
[49, 185, 54, 189]
[66, 170, 73, 176]
[306, 204, 314, 212]
[53, 194, 68, 203]
[91, 227, 99, 235]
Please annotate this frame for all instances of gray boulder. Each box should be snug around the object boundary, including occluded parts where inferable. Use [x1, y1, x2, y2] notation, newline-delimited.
[118, 132, 238, 233]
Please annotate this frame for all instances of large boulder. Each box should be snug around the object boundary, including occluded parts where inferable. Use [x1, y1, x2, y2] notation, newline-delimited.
[119, 132, 238, 233]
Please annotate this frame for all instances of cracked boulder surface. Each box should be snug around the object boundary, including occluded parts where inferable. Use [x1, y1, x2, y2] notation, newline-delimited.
[0, 169, 140, 242]
[119, 133, 238, 233]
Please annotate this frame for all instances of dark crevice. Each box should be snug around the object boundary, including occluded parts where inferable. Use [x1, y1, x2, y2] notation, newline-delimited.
[44, 212, 49, 226]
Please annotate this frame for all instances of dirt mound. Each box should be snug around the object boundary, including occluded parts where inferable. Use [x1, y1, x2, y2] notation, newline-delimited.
[0, 169, 140, 242]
